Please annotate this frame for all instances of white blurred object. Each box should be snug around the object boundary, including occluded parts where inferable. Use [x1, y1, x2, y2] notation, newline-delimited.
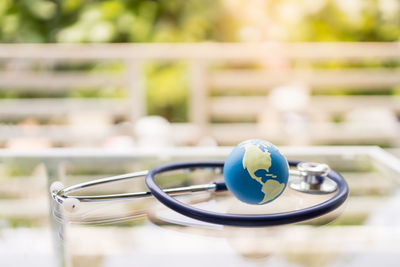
[346, 108, 398, 133]
[68, 111, 112, 142]
[268, 83, 310, 112]
[282, 112, 309, 133]
[265, 83, 311, 145]
[134, 116, 173, 147]
[282, 112, 310, 145]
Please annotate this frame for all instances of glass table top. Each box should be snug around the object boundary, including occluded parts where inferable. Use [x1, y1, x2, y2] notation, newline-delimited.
[0, 146, 400, 267]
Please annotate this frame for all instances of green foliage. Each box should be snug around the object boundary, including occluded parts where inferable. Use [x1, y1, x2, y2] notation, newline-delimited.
[69, 86, 126, 98]
[289, 0, 400, 41]
[146, 62, 188, 122]
[0, 0, 222, 43]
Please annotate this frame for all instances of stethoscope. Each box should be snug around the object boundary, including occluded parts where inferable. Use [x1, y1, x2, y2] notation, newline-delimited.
[50, 143, 349, 227]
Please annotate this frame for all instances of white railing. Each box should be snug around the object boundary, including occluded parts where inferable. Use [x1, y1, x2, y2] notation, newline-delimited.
[1, 43, 400, 146]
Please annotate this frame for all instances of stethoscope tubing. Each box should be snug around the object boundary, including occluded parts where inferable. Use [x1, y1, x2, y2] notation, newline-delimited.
[145, 160, 349, 227]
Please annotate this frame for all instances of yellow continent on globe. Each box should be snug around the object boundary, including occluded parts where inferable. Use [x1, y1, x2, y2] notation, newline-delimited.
[241, 143, 285, 204]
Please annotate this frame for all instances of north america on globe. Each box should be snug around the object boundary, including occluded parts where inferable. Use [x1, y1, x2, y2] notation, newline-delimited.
[223, 139, 289, 205]
[241, 141, 285, 204]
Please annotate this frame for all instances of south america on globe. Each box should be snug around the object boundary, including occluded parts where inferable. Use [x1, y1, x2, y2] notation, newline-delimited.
[223, 139, 289, 205]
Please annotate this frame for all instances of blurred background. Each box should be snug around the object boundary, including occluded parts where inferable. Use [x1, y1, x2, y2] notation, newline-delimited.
[1, 0, 400, 266]
[0, 0, 400, 149]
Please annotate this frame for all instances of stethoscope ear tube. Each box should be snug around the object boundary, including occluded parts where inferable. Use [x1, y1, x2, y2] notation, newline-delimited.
[213, 180, 228, 192]
[145, 160, 349, 227]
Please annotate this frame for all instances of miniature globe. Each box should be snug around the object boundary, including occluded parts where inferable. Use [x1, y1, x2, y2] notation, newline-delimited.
[223, 139, 289, 205]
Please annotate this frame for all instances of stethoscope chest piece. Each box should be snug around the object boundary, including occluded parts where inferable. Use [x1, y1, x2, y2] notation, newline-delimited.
[289, 162, 338, 194]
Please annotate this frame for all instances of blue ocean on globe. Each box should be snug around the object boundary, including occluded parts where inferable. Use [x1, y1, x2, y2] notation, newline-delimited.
[223, 139, 289, 205]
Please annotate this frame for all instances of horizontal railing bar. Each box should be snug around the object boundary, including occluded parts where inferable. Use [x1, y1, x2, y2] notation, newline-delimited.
[0, 98, 130, 117]
[0, 125, 122, 142]
[209, 123, 400, 144]
[0, 146, 381, 160]
[210, 69, 400, 90]
[0, 71, 125, 90]
[0, 43, 400, 61]
[0, 123, 199, 144]
[0, 121, 397, 145]
[210, 95, 400, 118]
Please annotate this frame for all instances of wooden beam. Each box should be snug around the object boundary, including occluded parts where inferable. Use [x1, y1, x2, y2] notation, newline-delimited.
[0, 71, 125, 90]
[210, 69, 400, 91]
[0, 98, 130, 117]
[208, 122, 399, 145]
[0, 43, 399, 61]
[209, 95, 400, 118]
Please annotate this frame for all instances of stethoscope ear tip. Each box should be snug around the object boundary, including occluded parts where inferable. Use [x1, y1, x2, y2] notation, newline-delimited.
[50, 181, 64, 194]
[50, 181, 81, 213]
[62, 198, 81, 213]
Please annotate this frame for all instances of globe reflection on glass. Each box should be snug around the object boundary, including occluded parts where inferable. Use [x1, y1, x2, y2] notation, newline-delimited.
[223, 139, 289, 205]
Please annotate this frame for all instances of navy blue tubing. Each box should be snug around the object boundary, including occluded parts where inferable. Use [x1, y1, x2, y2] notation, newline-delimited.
[145, 160, 349, 227]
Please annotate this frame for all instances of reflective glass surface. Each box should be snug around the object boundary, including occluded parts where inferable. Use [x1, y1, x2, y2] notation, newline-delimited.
[1, 146, 400, 267]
